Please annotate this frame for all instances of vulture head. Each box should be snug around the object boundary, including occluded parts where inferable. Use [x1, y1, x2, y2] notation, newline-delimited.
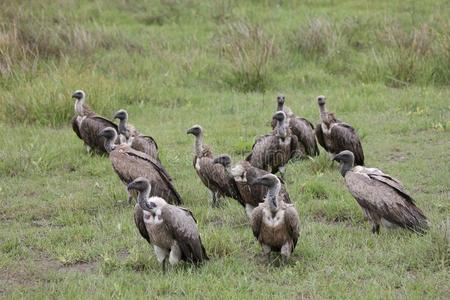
[272, 111, 286, 122]
[317, 95, 326, 107]
[213, 155, 232, 168]
[114, 109, 128, 122]
[277, 94, 285, 110]
[186, 125, 203, 136]
[250, 174, 281, 210]
[127, 177, 150, 194]
[99, 127, 117, 141]
[99, 127, 118, 152]
[72, 90, 85, 101]
[249, 173, 279, 188]
[332, 150, 355, 177]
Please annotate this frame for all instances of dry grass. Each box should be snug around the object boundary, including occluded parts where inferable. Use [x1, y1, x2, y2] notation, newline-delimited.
[219, 21, 277, 92]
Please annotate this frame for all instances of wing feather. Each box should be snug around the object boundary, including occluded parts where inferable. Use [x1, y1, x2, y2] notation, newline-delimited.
[162, 206, 208, 263]
[330, 123, 364, 165]
[284, 205, 300, 249]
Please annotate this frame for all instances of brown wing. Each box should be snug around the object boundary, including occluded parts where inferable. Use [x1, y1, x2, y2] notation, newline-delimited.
[330, 123, 364, 165]
[71, 115, 82, 140]
[134, 204, 150, 244]
[315, 123, 328, 152]
[208, 159, 243, 205]
[79, 116, 118, 153]
[346, 171, 428, 233]
[250, 205, 264, 239]
[162, 205, 208, 263]
[110, 145, 182, 205]
[284, 205, 300, 249]
[246, 134, 277, 170]
[131, 135, 159, 161]
[290, 117, 319, 156]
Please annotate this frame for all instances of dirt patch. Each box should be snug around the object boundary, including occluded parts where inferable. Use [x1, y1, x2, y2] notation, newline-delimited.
[58, 261, 97, 273]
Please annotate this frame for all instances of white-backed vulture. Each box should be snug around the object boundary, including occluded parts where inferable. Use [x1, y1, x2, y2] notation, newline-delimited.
[213, 155, 291, 218]
[247, 111, 299, 178]
[186, 125, 242, 207]
[71, 90, 118, 154]
[271, 95, 319, 158]
[113, 109, 159, 161]
[250, 174, 300, 263]
[128, 177, 208, 272]
[315, 95, 365, 165]
[99, 127, 182, 205]
[333, 150, 428, 234]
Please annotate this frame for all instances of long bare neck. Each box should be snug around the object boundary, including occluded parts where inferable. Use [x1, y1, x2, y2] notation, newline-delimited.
[319, 104, 328, 122]
[194, 133, 204, 157]
[75, 98, 85, 116]
[277, 119, 287, 138]
[267, 183, 281, 212]
[104, 134, 117, 153]
[340, 160, 353, 177]
[137, 186, 151, 206]
[277, 102, 284, 111]
[118, 118, 128, 137]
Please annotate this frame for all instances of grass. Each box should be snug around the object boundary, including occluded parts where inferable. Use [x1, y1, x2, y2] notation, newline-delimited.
[0, 0, 449, 299]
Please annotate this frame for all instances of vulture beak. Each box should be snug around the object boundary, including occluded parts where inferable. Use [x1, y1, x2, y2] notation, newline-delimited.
[332, 154, 341, 162]
[141, 201, 157, 212]
[126, 182, 136, 192]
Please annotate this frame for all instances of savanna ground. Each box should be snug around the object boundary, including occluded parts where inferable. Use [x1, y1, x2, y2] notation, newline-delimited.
[0, 0, 449, 299]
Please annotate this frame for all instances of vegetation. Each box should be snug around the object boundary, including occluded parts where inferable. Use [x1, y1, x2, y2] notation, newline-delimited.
[0, 0, 449, 299]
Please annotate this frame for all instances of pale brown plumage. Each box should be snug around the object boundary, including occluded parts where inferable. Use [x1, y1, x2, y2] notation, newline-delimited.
[250, 174, 300, 262]
[315, 95, 364, 165]
[270, 95, 319, 157]
[100, 127, 182, 205]
[333, 150, 428, 234]
[187, 125, 242, 207]
[247, 111, 299, 176]
[128, 178, 208, 271]
[71, 90, 118, 154]
[213, 156, 290, 218]
[114, 109, 159, 161]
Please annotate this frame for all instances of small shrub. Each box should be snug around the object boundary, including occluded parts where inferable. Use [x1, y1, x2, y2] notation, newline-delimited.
[294, 18, 339, 57]
[219, 21, 277, 92]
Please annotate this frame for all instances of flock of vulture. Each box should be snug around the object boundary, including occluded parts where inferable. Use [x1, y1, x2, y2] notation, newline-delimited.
[70, 90, 429, 271]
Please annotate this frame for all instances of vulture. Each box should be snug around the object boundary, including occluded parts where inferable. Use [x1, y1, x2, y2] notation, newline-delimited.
[315, 95, 365, 165]
[71, 90, 118, 154]
[99, 127, 182, 205]
[186, 125, 242, 207]
[213, 155, 291, 218]
[114, 109, 159, 161]
[333, 150, 428, 234]
[247, 111, 299, 178]
[128, 177, 208, 272]
[250, 174, 300, 263]
[271, 95, 319, 158]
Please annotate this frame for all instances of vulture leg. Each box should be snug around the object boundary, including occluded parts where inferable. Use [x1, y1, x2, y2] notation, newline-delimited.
[280, 242, 291, 265]
[127, 189, 133, 204]
[279, 165, 286, 180]
[211, 191, 219, 208]
[372, 224, 380, 234]
[162, 258, 167, 274]
[262, 244, 271, 263]
[245, 204, 255, 219]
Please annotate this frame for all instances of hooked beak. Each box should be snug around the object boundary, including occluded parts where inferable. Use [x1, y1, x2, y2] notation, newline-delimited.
[186, 128, 193, 135]
[332, 154, 341, 162]
[140, 201, 156, 212]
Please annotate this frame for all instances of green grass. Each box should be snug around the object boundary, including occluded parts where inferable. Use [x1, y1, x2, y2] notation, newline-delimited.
[0, 0, 449, 299]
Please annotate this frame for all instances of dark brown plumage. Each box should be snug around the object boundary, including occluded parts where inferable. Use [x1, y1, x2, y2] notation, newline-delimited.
[247, 111, 299, 177]
[71, 90, 118, 154]
[250, 174, 300, 263]
[187, 125, 242, 207]
[213, 155, 291, 218]
[333, 150, 428, 234]
[114, 109, 159, 161]
[271, 95, 319, 158]
[315, 95, 364, 165]
[128, 177, 208, 272]
[99, 127, 182, 205]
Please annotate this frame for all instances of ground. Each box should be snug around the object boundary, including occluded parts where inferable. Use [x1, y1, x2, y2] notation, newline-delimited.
[0, 0, 449, 299]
